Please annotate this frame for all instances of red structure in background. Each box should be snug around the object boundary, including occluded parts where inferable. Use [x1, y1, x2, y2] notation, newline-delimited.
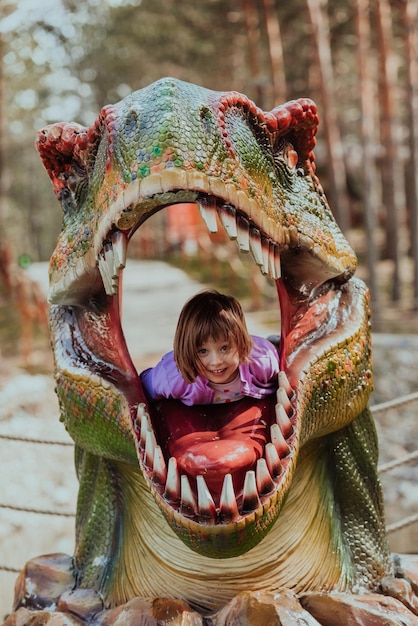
[129, 203, 230, 259]
[166, 203, 202, 255]
[166, 203, 230, 253]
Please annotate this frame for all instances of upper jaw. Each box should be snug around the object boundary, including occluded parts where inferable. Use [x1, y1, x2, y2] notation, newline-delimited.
[47, 168, 357, 307]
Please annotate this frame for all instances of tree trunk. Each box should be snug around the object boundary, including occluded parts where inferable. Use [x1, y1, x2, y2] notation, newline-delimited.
[240, 0, 265, 107]
[260, 0, 287, 105]
[401, 0, 418, 308]
[355, 0, 380, 312]
[376, 0, 404, 302]
[305, 0, 350, 233]
[0, 35, 4, 226]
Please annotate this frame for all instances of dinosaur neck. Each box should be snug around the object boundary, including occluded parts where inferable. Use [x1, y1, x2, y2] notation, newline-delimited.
[107, 442, 352, 613]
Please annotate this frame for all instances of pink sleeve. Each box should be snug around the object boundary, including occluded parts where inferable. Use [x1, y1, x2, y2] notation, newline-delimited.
[140, 351, 190, 400]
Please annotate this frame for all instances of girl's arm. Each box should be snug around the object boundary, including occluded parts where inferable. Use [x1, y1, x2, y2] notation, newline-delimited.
[140, 351, 190, 401]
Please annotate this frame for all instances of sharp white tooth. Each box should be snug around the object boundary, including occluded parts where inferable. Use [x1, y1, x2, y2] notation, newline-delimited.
[241, 470, 260, 513]
[112, 231, 127, 269]
[236, 215, 250, 252]
[180, 475, 197, 516]
[134, 403, 146, 435]
[270, 423, 290, 457]
[105, 241, 121, 294]
[98, 255, 115, 296]
[111, 274, 119, 294]
[164, 457, 180, 502]
[256, 458, 275, 495]
[145, 430, 157, 467]
[219, 205, 237, 239]
[196, 475, 216, 522]
[275, 403, 293, 439]
[198, 198, 218, 233]
[103, 243, 116, 277]
[270, 242, 281, 280]
[277, 387, 293, 417]
[268, 242, 276, 278]
[261, 236, 270, 275]
[249, 227, 263, 266]
[139, 412, 151, 447]
[136, 403, 145, 418]
[274, 246, 281, 278]
[265, 442, 282, 478]
[279, 370, 293, 398]
[219, 474, 239, 522]
[153, 446, 167, 484]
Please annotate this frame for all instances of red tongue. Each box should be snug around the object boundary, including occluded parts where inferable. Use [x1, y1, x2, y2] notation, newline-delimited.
[150, 398, 276, 503]
[169, 430, 260, 500]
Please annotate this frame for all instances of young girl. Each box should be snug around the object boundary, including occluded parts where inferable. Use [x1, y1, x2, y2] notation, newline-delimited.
[140, 289, 280, 405]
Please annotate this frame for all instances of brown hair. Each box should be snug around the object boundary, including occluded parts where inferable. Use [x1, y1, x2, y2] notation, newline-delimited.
[174, 289, 253, 383]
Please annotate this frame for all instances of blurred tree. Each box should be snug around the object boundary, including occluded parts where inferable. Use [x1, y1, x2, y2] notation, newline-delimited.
[355, 0, 380, 309]
[376, 0, 405, 302]
[305, 0, 350, 232]
[261, 0, 287, 105]
[240, 0, 268, 107]
[400, 0, 418, 308]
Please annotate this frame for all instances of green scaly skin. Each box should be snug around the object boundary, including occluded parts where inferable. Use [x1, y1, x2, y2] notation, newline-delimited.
[8, 78, 418, 624]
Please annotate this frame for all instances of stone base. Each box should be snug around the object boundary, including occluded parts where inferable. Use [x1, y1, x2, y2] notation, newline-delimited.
[3, 553, 418, 625]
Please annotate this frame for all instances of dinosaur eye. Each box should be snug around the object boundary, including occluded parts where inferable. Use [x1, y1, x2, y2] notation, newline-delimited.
[282, 143, 298, 169]
[67, 174, 78, 192]
[273, 140, 299, 187]
[275, 140, 298, 170]
[63, 164, 88, 210]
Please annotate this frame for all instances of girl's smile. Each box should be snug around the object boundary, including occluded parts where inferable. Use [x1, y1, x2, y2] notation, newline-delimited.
[197, 338, 240, 385]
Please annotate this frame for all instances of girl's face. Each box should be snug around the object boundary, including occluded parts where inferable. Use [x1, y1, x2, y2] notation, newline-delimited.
[196, 337, 240, 385]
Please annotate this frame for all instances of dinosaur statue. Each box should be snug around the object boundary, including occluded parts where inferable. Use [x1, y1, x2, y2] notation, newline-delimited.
[4, 78, 418, 625]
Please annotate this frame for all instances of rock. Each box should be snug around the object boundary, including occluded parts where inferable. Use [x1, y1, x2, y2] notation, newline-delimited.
[301, 591, 418, 626]
[12, 553, 74, 611]
[96, 597, 204, 625]
[210, 591, 322, 625]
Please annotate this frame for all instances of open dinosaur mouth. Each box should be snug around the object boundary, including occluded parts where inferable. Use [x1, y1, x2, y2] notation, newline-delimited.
[91, 191, 303, 554]
[57, 173, 356, 557]
[46, 157, 364, 558]
[133, 372, 295, 532]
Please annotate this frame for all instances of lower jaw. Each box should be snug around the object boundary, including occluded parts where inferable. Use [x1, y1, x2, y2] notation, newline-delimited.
[108, 439, 346, 614]
[134, 393, 297, 558]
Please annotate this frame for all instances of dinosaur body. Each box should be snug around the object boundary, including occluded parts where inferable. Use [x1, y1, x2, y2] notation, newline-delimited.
[5, 78, 418, 625]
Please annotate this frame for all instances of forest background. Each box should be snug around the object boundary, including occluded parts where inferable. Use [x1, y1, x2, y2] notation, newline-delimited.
[1, 0, 418, 328]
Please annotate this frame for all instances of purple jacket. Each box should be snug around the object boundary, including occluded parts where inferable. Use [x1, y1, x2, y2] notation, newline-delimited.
[140, 335, 280, 406]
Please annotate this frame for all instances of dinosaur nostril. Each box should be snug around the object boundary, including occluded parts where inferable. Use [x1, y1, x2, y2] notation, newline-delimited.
[124, 109, 139, 138]
[200, 107, 214, 135]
